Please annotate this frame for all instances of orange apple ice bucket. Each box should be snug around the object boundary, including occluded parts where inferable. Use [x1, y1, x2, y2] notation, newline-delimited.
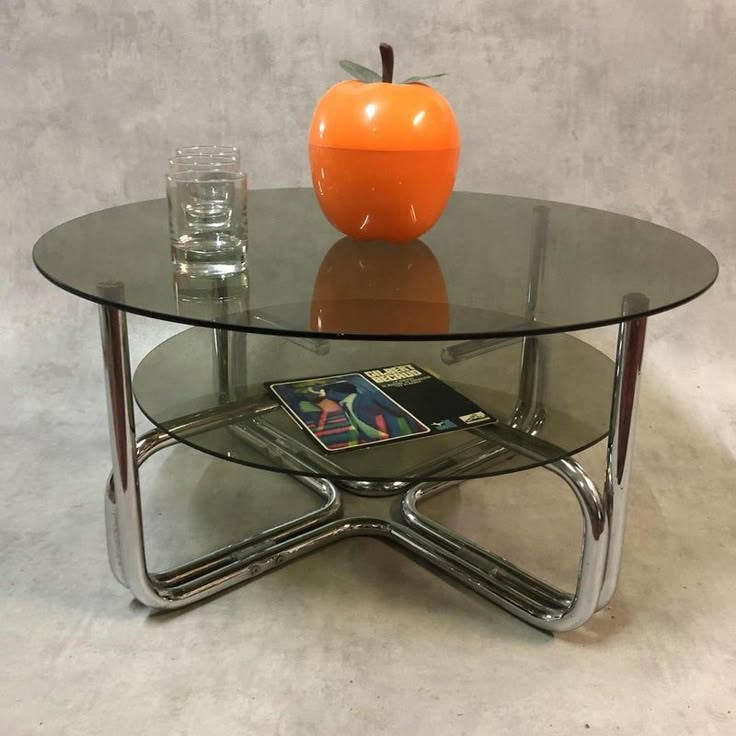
[308, 45, 460, 243]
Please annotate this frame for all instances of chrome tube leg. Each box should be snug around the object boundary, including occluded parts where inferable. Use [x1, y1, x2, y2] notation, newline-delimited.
[401, 452, 607, 631]
[98, 306, 344, 610]
[597, 294, 648, 608]
[213, 328, 249, 402]
[115, 423, 343, 595]
[399, 300, 647, 629]
[550, 457, 608, 629]
[391, 224, 645, 628]
[212, 328, 230, 402]
[432, 206, 550, 495]
[99, 304, 164, 607]
[512, 205, 548, 430]
[104, 474, 126, 586]
[511, 335, 546, 432]
[441, 205, 550, 368]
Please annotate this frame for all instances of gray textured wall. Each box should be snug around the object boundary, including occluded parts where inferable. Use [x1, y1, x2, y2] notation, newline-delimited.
[2, 2, 736, 733]
[4, 1, 734, 433]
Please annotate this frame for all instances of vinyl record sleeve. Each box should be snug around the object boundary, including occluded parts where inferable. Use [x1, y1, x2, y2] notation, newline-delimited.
[267, 363, 497, 453]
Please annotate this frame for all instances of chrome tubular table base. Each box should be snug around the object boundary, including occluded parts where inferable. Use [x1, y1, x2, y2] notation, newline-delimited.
[100, 298, 646, 632]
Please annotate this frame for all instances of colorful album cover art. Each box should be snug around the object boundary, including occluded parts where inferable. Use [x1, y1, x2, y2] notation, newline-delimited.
[269, 372, 431, 452]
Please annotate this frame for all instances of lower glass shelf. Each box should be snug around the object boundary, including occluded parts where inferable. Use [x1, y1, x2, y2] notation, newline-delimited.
[132, 327, 614, 482]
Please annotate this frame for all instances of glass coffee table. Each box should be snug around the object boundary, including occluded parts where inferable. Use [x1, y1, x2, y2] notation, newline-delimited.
[33, 189, 718, 631]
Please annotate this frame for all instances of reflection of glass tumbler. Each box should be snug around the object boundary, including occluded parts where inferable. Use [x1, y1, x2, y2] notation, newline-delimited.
[167, 170, 247, 277]
[173, 270, 250, 321]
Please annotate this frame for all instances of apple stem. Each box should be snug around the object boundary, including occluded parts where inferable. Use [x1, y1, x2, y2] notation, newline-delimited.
[380, 43, 394, 83]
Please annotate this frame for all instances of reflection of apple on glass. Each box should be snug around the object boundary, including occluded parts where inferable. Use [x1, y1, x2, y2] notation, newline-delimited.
[310, 238, 449, 334]
[309, 43, 460, 243]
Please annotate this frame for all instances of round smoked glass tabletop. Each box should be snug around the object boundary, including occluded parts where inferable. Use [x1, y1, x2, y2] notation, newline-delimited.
[33, 189, 718, 340]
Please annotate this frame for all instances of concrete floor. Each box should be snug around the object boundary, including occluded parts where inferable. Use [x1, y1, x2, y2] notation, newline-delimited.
[2, 307, 734, 736]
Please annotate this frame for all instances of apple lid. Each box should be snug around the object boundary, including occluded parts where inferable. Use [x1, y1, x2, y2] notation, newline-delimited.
[309, 80, 460, 152]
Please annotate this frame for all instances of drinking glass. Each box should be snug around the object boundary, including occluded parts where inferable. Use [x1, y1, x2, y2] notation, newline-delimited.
[168, 155, 239, 173]
[175, 145, 240, 162]
[167, 169, 248, 276]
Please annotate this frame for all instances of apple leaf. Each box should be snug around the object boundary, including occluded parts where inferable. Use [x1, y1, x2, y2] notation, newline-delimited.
[402, 73, 448, 84]
[339, 59, 382, 83]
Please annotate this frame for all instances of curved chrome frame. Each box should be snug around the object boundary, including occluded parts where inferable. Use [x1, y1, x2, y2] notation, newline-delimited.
[98, 204, 648, 630]
[101, 304, 343, 608]
[396, 309, 647, 631]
